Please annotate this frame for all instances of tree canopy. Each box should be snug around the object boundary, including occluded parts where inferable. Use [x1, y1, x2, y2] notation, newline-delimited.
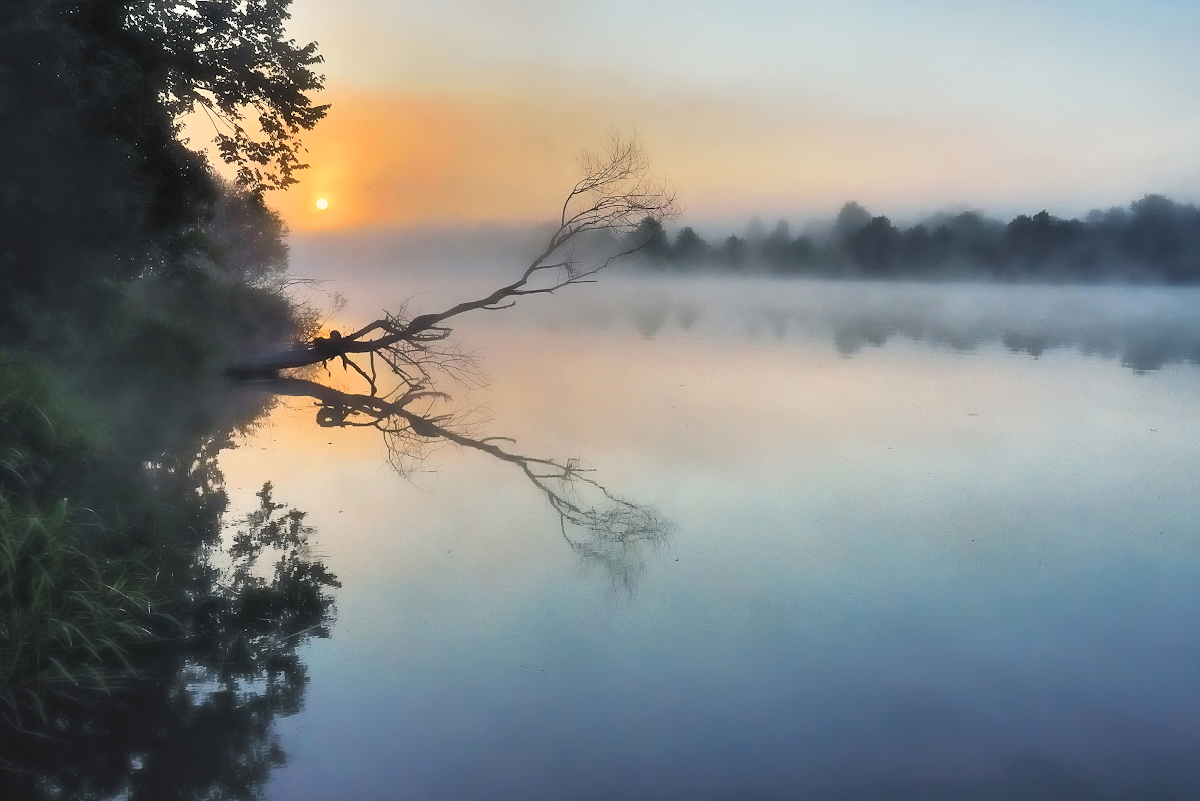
[0, 0, 325, 324]
[633, 196, 1200, 282]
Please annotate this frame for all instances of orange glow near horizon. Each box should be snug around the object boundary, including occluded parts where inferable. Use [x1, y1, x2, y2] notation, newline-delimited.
[265, 91, 592, 231]
[183, 87, 1169, 234]
[257, 89, 1069, 232]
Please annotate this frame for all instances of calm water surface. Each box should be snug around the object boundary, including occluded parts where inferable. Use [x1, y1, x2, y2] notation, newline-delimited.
[220, 277, 1200, 799]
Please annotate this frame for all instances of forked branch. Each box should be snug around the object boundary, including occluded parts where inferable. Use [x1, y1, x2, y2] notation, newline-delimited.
[229, 132, 678, 378]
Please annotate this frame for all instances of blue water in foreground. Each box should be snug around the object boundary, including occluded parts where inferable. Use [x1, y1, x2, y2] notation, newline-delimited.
[222, 279, 1200, 800]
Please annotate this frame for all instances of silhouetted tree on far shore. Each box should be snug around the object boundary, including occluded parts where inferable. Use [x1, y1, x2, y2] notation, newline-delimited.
[629, 195, 1200, 283]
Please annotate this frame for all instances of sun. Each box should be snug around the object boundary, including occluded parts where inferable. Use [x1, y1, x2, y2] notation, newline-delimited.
[315, 198, 328, 210]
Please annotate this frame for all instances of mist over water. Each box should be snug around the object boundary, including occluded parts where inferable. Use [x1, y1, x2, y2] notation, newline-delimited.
[14, 1, 1200, 796]
[7, 220, 1200, 797]
[292, 229, 1200, 373]
[225, 234, 1200, 799]
[544, 280, 1200, 372]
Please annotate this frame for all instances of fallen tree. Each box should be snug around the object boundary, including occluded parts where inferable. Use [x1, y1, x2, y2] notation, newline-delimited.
[229, 132, 678, 587]
[229, 133, 678, 381]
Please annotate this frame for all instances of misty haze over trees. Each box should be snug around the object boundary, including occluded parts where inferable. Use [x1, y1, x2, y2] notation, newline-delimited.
[1, 7, 673, 795]
[0, 0, 330, 371]
[6, 2, 1200, 797]
[0, 4, 342, 796]
[631, 195, 1200, 283]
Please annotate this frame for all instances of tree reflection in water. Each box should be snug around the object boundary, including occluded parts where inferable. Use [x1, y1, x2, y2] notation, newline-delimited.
[2, 371, 669, 800]
[1, 426, 338, 800]
[1, 133, 673, 798]
[262, 376, 672, 591]
[2, 344, 671, 801]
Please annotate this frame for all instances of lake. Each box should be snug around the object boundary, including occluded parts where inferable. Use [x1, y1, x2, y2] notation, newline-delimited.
[219, 275, 1200, 800]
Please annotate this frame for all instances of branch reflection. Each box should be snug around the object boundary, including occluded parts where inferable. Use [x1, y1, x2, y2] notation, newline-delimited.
[258, 376, 672, 591]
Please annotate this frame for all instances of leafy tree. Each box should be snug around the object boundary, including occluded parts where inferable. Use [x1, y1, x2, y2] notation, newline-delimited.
[1121, 195, 1200, 282]
[631, 216, 673, 263]
[761, 219, 792, 267]
[673, 226, 709, 264]
[628, 195, 1200, 281]
[846, 216, 900, 276]
[743, 216, 768, 245]
[1004, 211, 1085, 268]
[722, 235, 748, 268]
[785, 235, 818, 271]
[126, 0, 330, 195]
[832, 202, 873, 247]
[0, 0, 325, 336]
[898, 224, 933, 273]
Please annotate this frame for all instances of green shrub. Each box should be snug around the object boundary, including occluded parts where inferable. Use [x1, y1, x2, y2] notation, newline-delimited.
[0, 350, 102, 504]
[0, 497, 160, 725]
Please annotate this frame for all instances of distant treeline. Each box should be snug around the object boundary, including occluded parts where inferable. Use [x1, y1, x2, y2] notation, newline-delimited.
[630, 195, 1200, 282]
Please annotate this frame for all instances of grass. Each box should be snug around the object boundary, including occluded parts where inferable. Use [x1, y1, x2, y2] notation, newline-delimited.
[0, 496, 162, 725]
[0, 350, 99, 503]
[0, 351, 165, 725]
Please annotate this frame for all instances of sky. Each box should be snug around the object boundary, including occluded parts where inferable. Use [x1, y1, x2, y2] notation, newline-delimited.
[231, 0, 1200, 231]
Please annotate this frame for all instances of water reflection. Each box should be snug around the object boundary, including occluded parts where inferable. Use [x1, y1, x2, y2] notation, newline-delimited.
[3, 289, 670, 800]
[1, 433, 338, 801]
[507, 278, 1200, 372]
[239, 307, 1200, 801]
[256, 376, 671, 591]
[12, 270, 1200, 799]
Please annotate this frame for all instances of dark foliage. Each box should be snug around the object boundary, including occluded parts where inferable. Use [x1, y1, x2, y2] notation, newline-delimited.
[633, 195, 1200, 283]
[0, 0, 322, 359]
[1, 351, 338, 800]
[0, 4, 336, 794]
[673, 226, 708, 263]
[1, 468, 340, 801]
[629, 216, 673, 262]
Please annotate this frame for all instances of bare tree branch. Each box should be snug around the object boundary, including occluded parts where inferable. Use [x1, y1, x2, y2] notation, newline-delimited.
[230, 132, 677, 588]
[229, 131, 678, 378]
